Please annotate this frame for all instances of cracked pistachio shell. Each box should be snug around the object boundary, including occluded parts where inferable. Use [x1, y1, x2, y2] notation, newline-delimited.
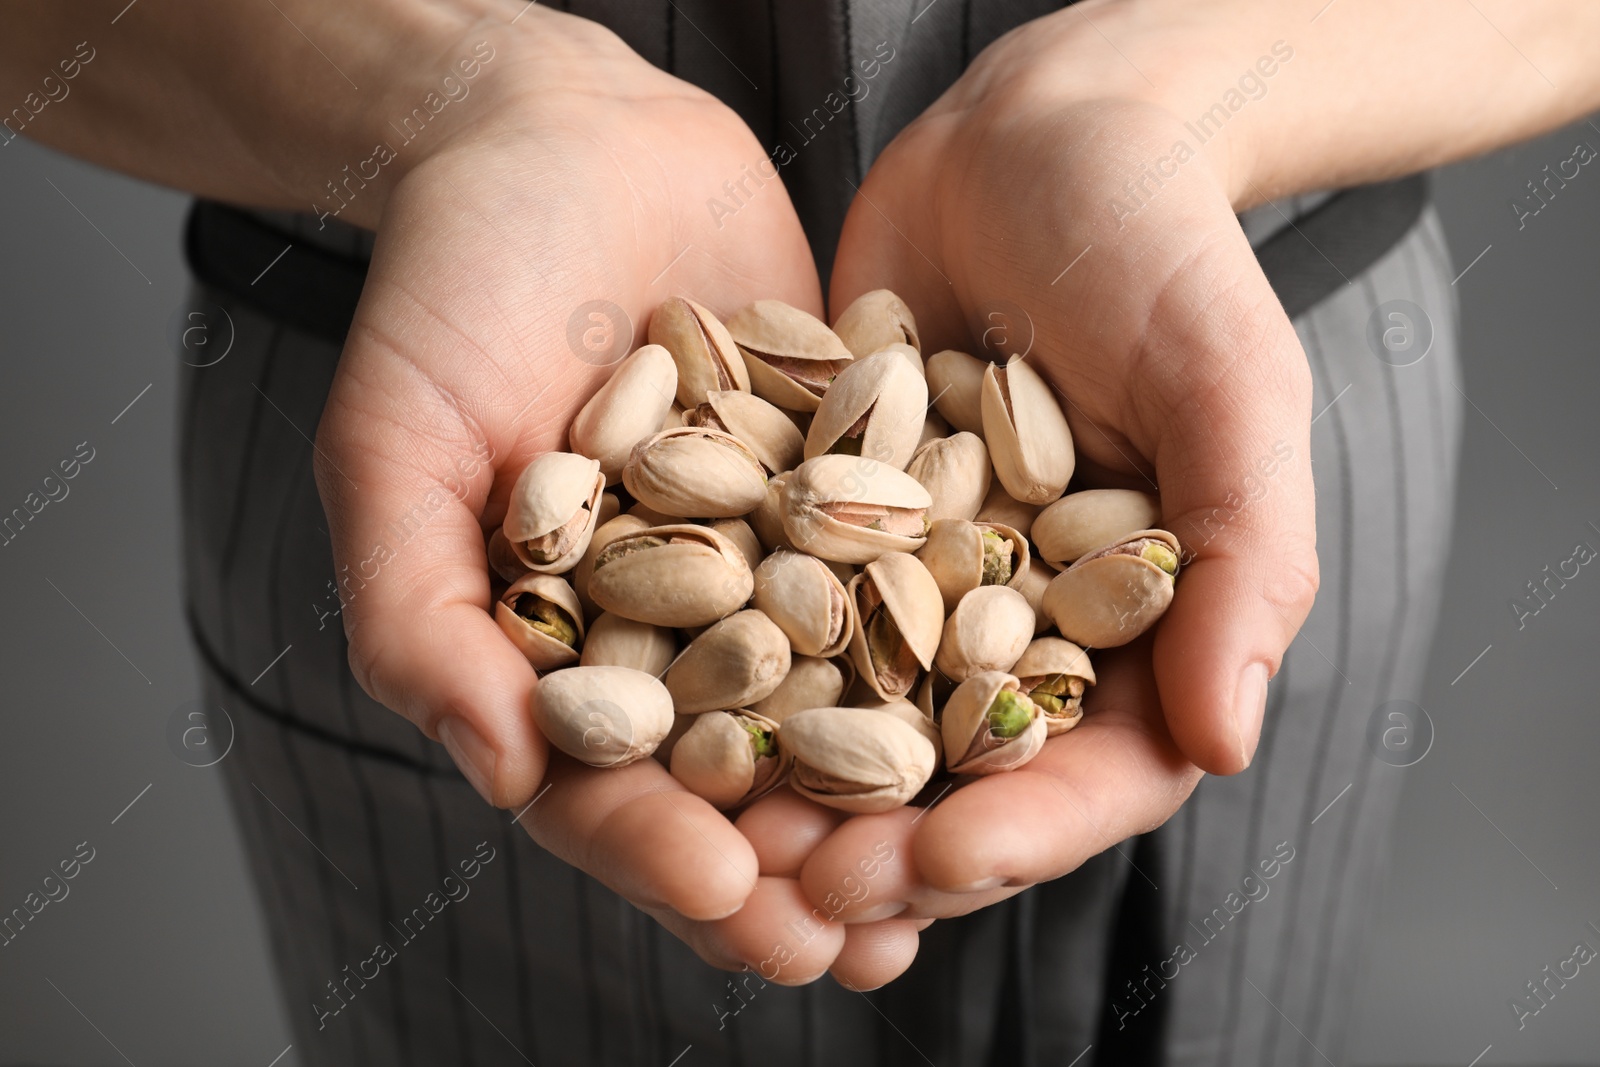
[648, 297, 750, 407]
[1015, 556, 1059, 635]
[933, 585, 1035, 685]
[710, 518, 765, 574]
[941, 671, 1047, 776]
[670, 709, 790, 810]
[579, 611, 677, 676]
[533, 665, 675, 768]
[495, 573, 585, 670]
[981, 357, 1076, 504]
[488, 528, 529, 584]
[906, 432, 992, 524]
[684, 389, 805, 475]
[752, 550, 855, 658]
[727, 300, 854, 413]
[504, 452, 607, 573]
[750, 655, 848, 723]
[975, 479, 1043, 539]
[915, 519, 1031, 615]
[847, 552, 944, 701]
[749, 472, 795, 552]
[783, 706, 937, 813]
[803, 351, 928, 471]
[587, 524, 755, 627]
[574, 514, 651, 620]
[1034, 489, 1162, 564]
[853, 697, 942, 764]
[568, 344, 679, 484]
[1012, 637, 1095, 736]
[665, 609, 792, 714]
[782, 455, 931, 564]
[1043, 529, 1181, 648]
[622, 426, 768, 519]
[832, 289, 920, 359]
[926, 349, 989, 436]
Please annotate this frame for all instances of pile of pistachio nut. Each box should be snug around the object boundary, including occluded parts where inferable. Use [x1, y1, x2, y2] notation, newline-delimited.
[487, 291, 1181, 814]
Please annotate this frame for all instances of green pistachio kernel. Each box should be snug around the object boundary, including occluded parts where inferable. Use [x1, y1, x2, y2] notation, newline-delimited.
[743, 721, 777, 758]
[1141, 541, 1179, 576]
[986, 688, 1034, 740]
[980, 529, 1013, 586]
[513, 594, 579, 647]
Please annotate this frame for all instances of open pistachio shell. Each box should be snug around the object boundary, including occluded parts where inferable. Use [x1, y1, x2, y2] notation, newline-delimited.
[752, 549, 855, 658]
[926, 349, 989, 436]
[750, 655, 849, 724]
[579, 611, 677, 676]
[847, 551, 944, 701]
[533, 665, 675, 768]
[670, 709, 791, 810]
[568, 344, 679, 484]
[1043, 529, 1181, 648]
[832, 289, 919, 359]
[749, 471, 795, 553]
[915, 519, 1031, 615]
[975, 480, 1043, 539]
[648, 297, 750, 407]
[495, 573, 586, 670]
[1033, 489, 1162, 564]
[574, 513, 651, 621]
[665, 609, 792, 713]
[933, 585, 1035, 685]
[503, 452, 606, 573]
[487, 528, 528, 584]
[783, 706, 937, 813]
[981, 357, 1075, 504]
[622, 426, 768, 519]
[727, 300, 854, 413]
[1012, 637, 1095, 736]
[588, 524, 755, 627]
[853, 697, 943, 764]
[804, 351, 928, 471]
[782, 455, 931, 564]
[941, 670, 1047, 775]
[906, 432, 991, 524]
[684, 389, 805, 475]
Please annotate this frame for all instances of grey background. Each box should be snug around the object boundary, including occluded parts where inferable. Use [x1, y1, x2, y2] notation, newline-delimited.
[0, 117, 1596, 1064]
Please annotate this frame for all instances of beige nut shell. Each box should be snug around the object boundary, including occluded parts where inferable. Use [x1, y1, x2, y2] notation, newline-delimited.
[751, 549, 855, 658]
[494, 572, 586, 671]
[648, 297, 750, 407]
[783, 706, 937, 813]
[587, 524, 755, 628]
[831, 289, 920, 359]
[669, 709, 791, 810]
[847, 551, 945, 701]
[926, 349, 988, 436]
[622, 426, 768, 519]
[503, 452, 606, 573]
[568, 344, 679, 484]
[981, 357, 1075, 504]
[533, 666, 675, 768]
[803, 351, 928, 471]
[1042, 529, 1181, 648]
[782, 455, 931, 564]
[665, 609, 792, 714]
[1033, 489, 1162, 564]
[933, 585, 1035, 685]
[941, 671, 1047, 776]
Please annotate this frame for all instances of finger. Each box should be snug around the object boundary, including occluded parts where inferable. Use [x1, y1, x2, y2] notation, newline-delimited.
[829, 919, 923, 991]
[1139, 239, 1319, 775]
[708, 877, 848, 985]
[520, 753, 758, 921]
[734, 785, 849, 876]
[913, 647, 1201, 892]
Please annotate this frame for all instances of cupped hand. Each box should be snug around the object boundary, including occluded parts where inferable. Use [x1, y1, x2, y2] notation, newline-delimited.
[313, 8, 904, 983]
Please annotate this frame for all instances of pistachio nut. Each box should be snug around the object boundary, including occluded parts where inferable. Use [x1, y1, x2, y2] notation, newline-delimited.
[669, 709, 791, 810]
[504, 452, 607, 573]
[726, 300, 854, 413]
[573, 513, 651, 620]
[1014, 556, 1059, 635]
[853, 697, 942, 763]
[1033, 489, 1162, 564]
[568, 343, 679, 484]
[648, 296, 750, 407]
[626, 501, 677, 527]
[683, 389, 805, 475]
[1011, 637, 1095, 736]
[782, 706, 937, 813]
[831, 289, 920, 359]
[803, 351, 928, 471]
[580, 611, 677, 676]
[782, 454, 932, 564]
[975, 479, 1043, 539]
[664, 609, 792, 713]
[915, 519, 1031, 614]
[588, 523, 755, 627]
[622, 426, 768, 519]
[494, 573, 586, 670]
[1042, 529, 1181, 648]
[487, 527, 528, 584]
[710, 517, 765, 574]
[533, 665, 675, 768]
[981, 357, 1076, 504]
[847, 551, 944, 701]
[918, 410, 952, 450]
[750, 655, 849, 723]
[933, 585, 1035, 685]
[748, 471, 795, 553]
[926, 349, 989, 436]
[905, 432, 992, 524]
[752, 549, 855, 657]
[941, 670, 1047, 775]
[652, 712, 698, 767]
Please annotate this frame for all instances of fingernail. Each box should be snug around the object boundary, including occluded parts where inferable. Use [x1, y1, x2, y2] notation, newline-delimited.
[945, 876, 1006, 893]
[1234, 662, 1269, 768]
[849, 901, 908, 923]
[439, 718, 497, 806]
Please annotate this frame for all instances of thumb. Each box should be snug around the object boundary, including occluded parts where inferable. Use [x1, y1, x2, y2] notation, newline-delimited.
[1144, 265, 1320, 776]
